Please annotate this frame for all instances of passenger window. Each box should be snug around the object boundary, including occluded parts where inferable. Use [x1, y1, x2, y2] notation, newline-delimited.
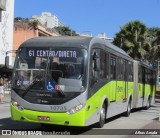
[128, 61, 133, 81]
[100, 50, 109, 79]
[110, 57, 116, 80]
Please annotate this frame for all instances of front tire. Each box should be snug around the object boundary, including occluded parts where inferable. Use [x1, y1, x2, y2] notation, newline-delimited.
[95, 103, 106, 128]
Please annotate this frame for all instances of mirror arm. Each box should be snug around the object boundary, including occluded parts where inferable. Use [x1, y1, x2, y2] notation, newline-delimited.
[5, 50, 17, 68]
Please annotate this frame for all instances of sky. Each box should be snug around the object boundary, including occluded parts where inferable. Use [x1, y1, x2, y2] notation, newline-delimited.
[14, 0, 160, 38]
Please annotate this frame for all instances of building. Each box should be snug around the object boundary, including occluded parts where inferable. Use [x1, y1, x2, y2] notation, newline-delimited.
[0, 0, 14, 67]
[97, 33, 113, 43]
[13, 22, 60, 60]
[32, 12, 64, 29]
[0, 0, 14, 83]
[78, 31, 92, 37]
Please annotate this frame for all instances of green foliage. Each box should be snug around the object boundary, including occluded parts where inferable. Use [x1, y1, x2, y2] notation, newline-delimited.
[148, 29, 160, 62]
[14, 17, 29, 22]
[14, 17, 79, 37]
[54, 26, 79, 36]
[113, 20, 160, 64]
[28, 20, 40, 30]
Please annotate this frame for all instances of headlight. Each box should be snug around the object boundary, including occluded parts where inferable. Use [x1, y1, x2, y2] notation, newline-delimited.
[11, 100, 24, 111]
[67, 104, 85, 115]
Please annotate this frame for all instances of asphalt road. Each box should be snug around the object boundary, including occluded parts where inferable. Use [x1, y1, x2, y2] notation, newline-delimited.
[0, 100, 160, 137]
[1, 93, 160, 137]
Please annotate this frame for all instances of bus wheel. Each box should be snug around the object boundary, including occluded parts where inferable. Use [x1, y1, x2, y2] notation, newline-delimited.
[95, 103, 106, 128]
[144, 97, 151, 110]
[124, 99, 131, 117]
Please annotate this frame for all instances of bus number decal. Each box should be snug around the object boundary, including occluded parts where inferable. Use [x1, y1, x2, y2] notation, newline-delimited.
[50, 106, 67, 111]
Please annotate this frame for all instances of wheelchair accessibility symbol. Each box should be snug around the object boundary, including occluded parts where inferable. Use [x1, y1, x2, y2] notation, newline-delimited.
[46, 81, 55, 91]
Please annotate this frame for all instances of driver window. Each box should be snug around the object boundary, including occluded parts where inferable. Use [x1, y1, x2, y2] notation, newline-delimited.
[90, 49, 100, 87]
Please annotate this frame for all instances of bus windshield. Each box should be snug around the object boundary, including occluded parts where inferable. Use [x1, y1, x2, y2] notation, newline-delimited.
[12, 47, 87, 93]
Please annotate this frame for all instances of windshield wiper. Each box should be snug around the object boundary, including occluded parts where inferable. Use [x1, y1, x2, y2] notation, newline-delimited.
[22, 74, 44, 97]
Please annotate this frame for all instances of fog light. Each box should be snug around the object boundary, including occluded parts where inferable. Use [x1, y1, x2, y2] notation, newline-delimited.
[13, 101, 18, 106]
[12, 100, 24, 111]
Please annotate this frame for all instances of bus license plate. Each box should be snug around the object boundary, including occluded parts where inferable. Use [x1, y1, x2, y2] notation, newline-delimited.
[38, 116, 50, 121]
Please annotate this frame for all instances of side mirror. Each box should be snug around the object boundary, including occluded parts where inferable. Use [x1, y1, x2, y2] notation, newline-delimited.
[5, 50, 17, 69]
[5, 56, 9, 68]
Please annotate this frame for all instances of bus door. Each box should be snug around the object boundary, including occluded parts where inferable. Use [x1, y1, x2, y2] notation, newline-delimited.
[150, 71, 155, 96]
[142, 67, 145, 100]
[124, 60, 128, 100]
[110, 56, 116, 101]
[116, 58, 127, 102]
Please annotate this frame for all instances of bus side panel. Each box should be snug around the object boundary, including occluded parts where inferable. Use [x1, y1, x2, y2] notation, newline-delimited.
[85, 80, 125, 126]
[85, 81, 112, 126]
[110, 81, 116, 101]
[116, 81, 126, 101]
[128, 81, 134, 100]
[143, 84, 155, 107]
[151, 84, 156, 105]
[138, 83, 143, 108]
[85, 80, 134, 125]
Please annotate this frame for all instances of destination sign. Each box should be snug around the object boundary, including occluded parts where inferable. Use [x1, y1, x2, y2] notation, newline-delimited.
[27, 50, 77, 58]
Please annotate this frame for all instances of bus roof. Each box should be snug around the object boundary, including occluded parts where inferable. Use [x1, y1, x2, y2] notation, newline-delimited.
[19, 36, 132, 59]
[20, 36, 93, 48]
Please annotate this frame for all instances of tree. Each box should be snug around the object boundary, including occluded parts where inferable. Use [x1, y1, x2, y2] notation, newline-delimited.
[28, 20, 40, 30]
[14, 17, 22, 22]
[14, 17, 29, 23]
[113, 20, 149, 60]
[144, 27, 160, 63]
[150, 29, 160, 62]
[54, 26, 79, 36]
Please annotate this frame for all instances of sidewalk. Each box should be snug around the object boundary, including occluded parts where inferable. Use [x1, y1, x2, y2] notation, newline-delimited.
[141, 103, 160, 129]
[1, 92, 11, 104]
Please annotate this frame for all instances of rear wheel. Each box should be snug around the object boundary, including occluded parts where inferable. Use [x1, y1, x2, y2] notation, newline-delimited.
[144, 97, 151, 110]
[124, 99, 131, 117]
[95, 103, 106, 128]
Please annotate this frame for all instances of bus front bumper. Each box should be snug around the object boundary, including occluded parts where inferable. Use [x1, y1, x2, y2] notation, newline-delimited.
[10, 103, 86, 127]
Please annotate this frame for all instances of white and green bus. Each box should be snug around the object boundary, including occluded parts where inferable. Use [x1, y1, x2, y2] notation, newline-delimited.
[7, 36, 156, 128]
